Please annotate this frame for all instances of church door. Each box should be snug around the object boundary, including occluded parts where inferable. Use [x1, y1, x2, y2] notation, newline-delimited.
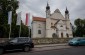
[66, 34, 69, 38]
[61, 33, 63, 38]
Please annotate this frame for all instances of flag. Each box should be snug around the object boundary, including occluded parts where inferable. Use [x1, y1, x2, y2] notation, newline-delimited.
[16, 12, 21, 25]
[25, 13, 30, 26]
[8, 11, 12, 25]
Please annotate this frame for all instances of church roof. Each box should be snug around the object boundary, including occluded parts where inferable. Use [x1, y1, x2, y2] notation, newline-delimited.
[54, 9, 61, 13]
[33, 17, 46, 22]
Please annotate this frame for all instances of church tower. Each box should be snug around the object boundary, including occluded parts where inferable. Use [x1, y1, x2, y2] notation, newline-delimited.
[65, 7, 73, 38]
[46, 2, 52, 38]
[65, 7, 70, 30]
[46, 2, 50, 18]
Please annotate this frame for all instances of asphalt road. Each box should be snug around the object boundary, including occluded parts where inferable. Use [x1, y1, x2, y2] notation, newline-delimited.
[3, 46, 85, 55]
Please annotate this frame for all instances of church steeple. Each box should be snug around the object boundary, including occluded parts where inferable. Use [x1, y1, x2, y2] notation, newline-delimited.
[65, 7, 69, 19]
[46, 2, 50, 18]
[65, 7, 69, 14]
[46, 2, 50, 10]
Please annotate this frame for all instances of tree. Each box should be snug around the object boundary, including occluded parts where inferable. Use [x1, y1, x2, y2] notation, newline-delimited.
[0, 0, 18, 38]
[74, 18, 85, 37]
[0, 0, 29, 38]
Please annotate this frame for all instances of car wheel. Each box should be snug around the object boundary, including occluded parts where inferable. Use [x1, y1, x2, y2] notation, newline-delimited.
[0, 48, 4, 55]
[24, 46, 30, 52]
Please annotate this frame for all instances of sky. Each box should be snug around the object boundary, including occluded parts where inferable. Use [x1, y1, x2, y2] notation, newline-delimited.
[16, 0, 85, 24]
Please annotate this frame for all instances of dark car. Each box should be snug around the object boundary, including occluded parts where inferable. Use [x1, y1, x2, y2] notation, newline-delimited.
[68, 37, 85, 46]
[0, 37, 34, 55]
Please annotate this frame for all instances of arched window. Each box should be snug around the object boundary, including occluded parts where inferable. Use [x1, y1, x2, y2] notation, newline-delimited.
[38, 30, 41, 34]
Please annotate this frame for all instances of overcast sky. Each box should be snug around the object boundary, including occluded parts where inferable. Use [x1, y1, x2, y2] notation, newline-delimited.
[16, 0, 85, 24]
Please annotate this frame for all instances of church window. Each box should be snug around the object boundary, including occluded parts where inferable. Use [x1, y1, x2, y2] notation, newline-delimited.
[38, 30, 41, 34]
[61, 32, 63, 38]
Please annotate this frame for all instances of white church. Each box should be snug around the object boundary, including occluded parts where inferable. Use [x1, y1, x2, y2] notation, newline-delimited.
[32, 3, 73, 38]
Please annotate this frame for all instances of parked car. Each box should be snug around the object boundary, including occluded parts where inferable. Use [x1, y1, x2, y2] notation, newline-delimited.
[0, 37, 34, 55]
[68, 37, 85, 46]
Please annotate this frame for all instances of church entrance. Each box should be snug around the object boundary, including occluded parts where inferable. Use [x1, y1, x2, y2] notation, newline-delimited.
[61, 32, 63, 38]
[66, 33, 69, 38]
[52, 33, 58, 38]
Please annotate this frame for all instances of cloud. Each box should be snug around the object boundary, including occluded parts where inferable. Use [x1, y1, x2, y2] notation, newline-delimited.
[17, 0, 85, 24]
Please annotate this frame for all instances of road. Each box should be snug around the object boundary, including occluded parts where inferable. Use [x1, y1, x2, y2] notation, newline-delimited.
[3, 46, 85, 55]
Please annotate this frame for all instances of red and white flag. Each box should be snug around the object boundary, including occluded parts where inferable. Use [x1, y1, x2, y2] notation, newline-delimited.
[25, 13, 30, 26]
[8, 11, 12, 25]
[16, 12, 21, 25]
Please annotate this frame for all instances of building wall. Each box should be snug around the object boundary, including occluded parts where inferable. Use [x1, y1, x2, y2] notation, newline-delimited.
[32, 21, 46, 38]
[46, 18, 52, 38]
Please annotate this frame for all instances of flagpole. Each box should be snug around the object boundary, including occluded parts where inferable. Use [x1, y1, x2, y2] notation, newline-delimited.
[28, 26, 30, 37]
[19, 20, 21, 37]
[9, 23, 11, 39]
[8, 11, 12, 39]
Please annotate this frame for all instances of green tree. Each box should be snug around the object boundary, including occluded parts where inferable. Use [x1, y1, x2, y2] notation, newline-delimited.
[74, 18, 85, 37]
[0, 0, 29, 38]
[0, 0, 18, 38]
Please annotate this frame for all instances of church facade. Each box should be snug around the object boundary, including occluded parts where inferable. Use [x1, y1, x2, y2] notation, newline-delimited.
[32, 3, 73, 38]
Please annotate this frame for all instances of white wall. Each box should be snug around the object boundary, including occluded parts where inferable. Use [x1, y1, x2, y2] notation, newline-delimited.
[32, 21, 46, 38]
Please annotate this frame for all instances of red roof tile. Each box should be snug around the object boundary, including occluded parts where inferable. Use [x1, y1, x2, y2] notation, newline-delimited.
[33, 17, 46, 22]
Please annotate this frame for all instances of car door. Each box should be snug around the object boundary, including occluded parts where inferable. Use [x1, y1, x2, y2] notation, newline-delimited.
[9, 38, 19, 50]
[5, 42, 14, 50]
[17, 38, 30, 49]
[81, 38, 85, 45]
[5, 38, 18, 50]
[16, 38, 25, 49]
[79, 38, 85, 45]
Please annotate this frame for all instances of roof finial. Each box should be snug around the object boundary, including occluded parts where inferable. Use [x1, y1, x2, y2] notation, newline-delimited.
[65, 6, 69, 14]
[47, 0, 49, 6]
[46, 0, 50, 10]
[66, 6, 68, 11]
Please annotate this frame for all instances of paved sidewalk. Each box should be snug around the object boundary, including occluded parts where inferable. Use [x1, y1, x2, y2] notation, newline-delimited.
[31, 43, 71, 52]
[35, 43, 68, 48]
